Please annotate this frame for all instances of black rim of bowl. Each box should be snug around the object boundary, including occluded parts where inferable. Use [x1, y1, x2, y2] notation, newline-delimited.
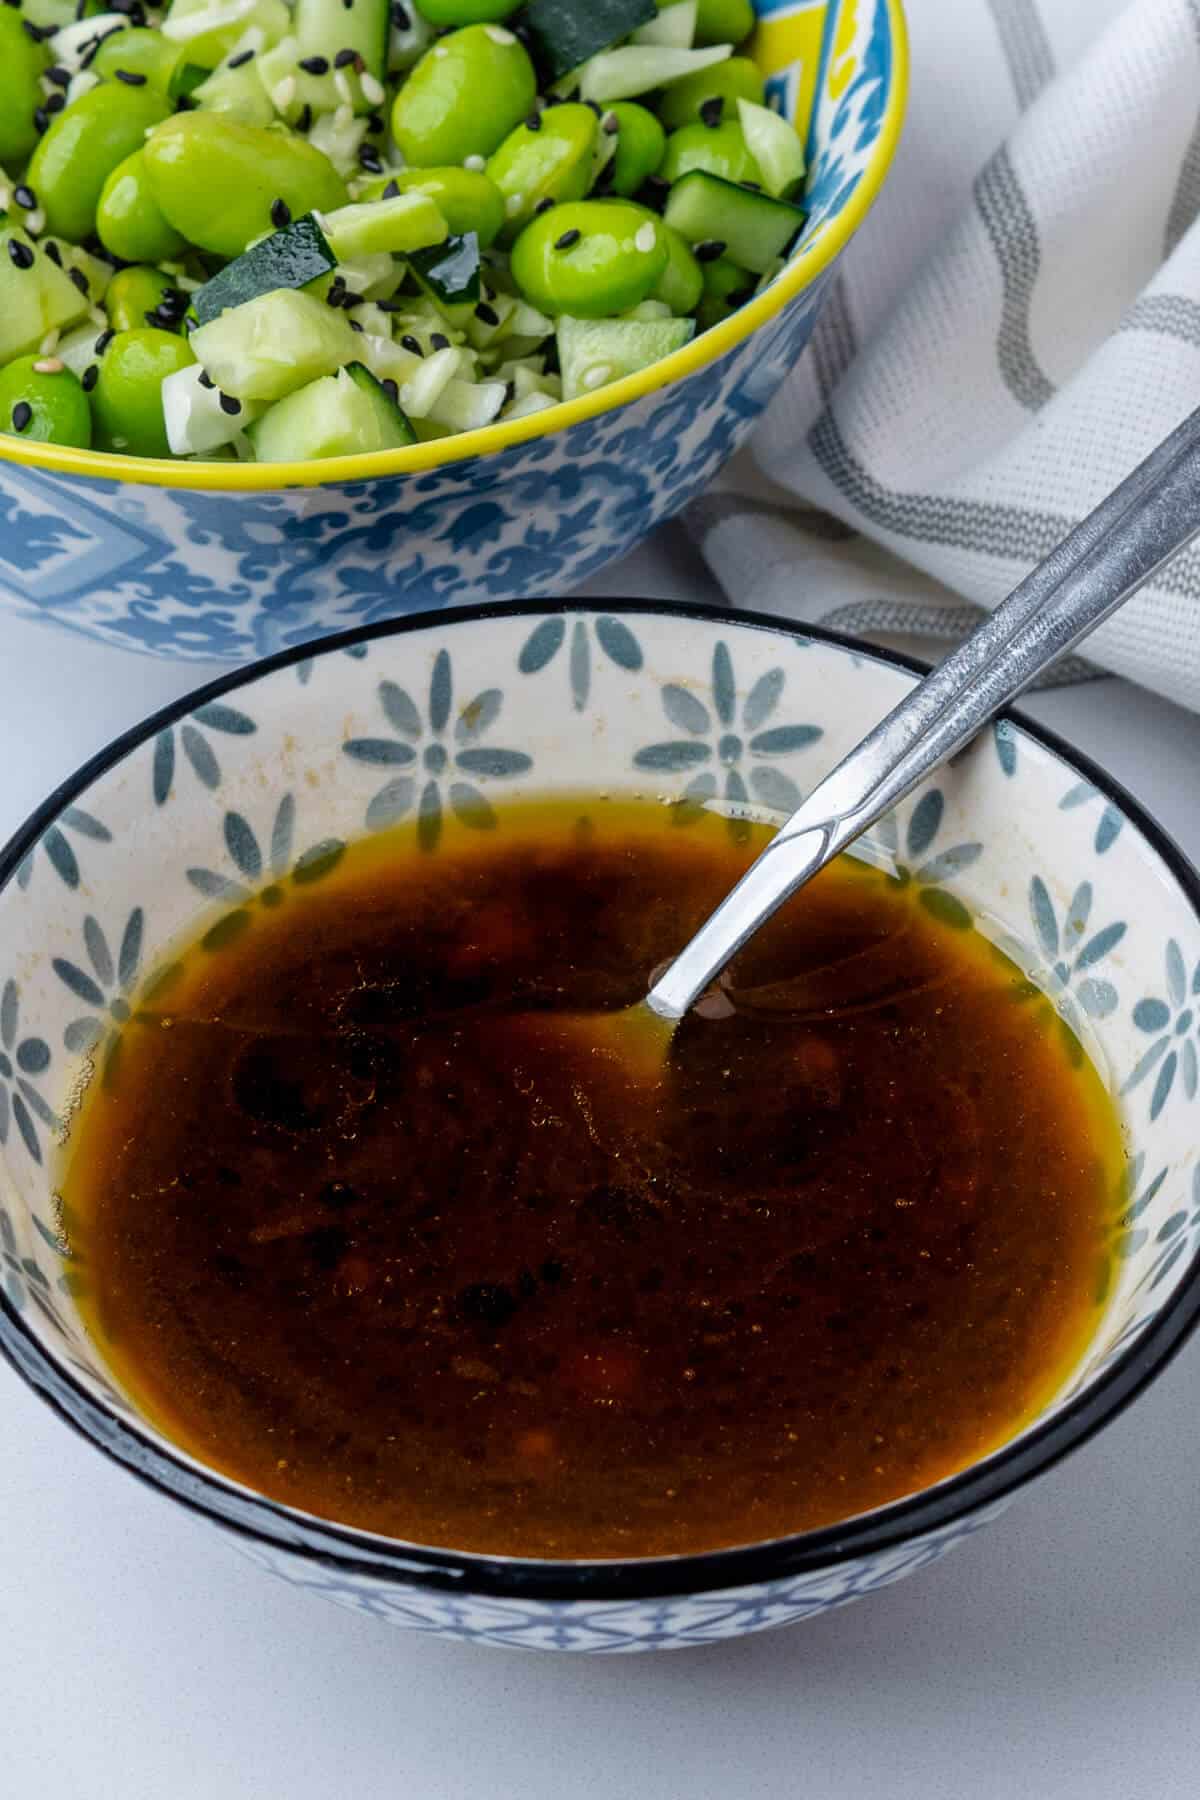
[3, 598, 1200, 1606]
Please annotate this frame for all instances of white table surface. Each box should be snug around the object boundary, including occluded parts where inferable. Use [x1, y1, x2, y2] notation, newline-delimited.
[4, 532, 1200, 1800]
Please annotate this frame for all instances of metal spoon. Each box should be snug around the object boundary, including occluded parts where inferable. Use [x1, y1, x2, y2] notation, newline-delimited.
[569, 400, 1200, 1075]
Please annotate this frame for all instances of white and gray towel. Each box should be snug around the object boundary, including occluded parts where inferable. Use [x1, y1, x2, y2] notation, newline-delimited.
[690, 0, 1200, 709]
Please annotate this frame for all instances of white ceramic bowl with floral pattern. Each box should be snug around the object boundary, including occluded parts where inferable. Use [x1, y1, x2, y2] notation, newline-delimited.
[2, 602, 1198, 1653]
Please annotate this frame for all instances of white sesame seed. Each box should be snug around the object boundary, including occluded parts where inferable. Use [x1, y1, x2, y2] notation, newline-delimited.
[33, 357, 65, 374]
[360, 70, 385, 105]
[634, 222, 657, 253]
[463, 153, 486, 172]
[24, 208, 45, 236]
[484, 24, 514, 42]
[433, 43, 447, 56]
[505, 193, 524, 216]
[272, 75, 297, 109]
[333, 68, 353, 103]
[582, 365, 612, 390]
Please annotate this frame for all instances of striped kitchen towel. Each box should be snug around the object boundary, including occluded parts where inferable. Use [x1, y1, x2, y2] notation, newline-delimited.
[690, 0, 1200, 709]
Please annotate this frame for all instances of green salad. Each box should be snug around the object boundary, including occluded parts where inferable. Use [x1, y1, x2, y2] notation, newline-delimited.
[0, 0, 809, 463]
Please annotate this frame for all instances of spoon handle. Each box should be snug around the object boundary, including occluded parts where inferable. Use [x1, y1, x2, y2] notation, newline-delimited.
[649, 403, 1200, 1021]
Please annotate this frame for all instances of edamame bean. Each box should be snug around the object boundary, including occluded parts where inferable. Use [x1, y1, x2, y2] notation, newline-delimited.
[416, 0, 523, 22]
[105, 265, 182, 333]
[91, 328, 196, 458]
[660, 120, 763, 187]
[0, 9, 49, 165]
[606, 103, 666, 198]
[510, 200, 668, 317]
[97, 151, 188, 265]
[663, 0, 755, 47]
[657, 57, 764, 130]
[360, 167, 506, 248]
[143, 113, 347, 257]
[487, 104, 597, 241]
[392, 25, 536, 168]
[27, 83, 172, 243]
[696, 252, 753, 328]
[91, 26, 187, 94]
[0, 356, 92, 449]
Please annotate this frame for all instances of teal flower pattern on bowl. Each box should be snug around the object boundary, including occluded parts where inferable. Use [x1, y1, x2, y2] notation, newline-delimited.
[15, 805, 112, 893]
[1123, 939, 1200, 1120]
[2, 603, 1200, 1655]
[342, 653, 533, 851]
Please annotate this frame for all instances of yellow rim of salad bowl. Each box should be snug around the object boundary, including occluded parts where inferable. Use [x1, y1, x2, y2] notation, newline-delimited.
[0, 0, 908, 494]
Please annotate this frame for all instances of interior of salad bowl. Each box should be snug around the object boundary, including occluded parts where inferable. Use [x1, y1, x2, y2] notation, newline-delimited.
[0, 0, 906, 491]
[2, 602, 1198, 1596]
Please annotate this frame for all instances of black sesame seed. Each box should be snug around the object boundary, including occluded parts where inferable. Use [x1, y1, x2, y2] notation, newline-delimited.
[380, 377, 399, 402]
[10, 401, 33, 432]
[218, 392, 242, 415]
[383, 178, 401, 199]
[46, 63, 70, 86]
[474, 300, 500, 324]
[33, 107, 49, 133]
[23, 18, 54, 40]
[8, 239, 35, 271]
[739, 179, 762, 192]
[341, 290, 365, 308]
[326, 276, 347, 307]
[358, 143, 383, 173]
[400, 334, 423, 355]
[93, 329, 114, 355]
[348, 318, 363, 332]
[227, 47, 254, 67]
[44, 91, 65, 114]
[68, 266, 90, 295]
[270, 197, 292, 228]
[602, 111, 619, 134]
[553, 228, 580, 250]
[391, 0, 410, 24]
[585, 98, 601, 116]
[44, 241, 63, 266]
[699, 96, 723, 128]
[198, 370, 215, 389]
[693, 238, 726, 262]
[375, 296, 404, 311]
[533, 195, 555, 216]
[525, 111, 541, 131]
[115, 67, 147, 84]
[13, 184, 35, 211]
[342, 0, 353, 9]
[334, 45, 358, 67]
[296, 102, 313, 132]
[367, 112, 384, 133]
[298, 53, 329, 72]
[430, 331, 449, 350]
[81, 366, 98, 393]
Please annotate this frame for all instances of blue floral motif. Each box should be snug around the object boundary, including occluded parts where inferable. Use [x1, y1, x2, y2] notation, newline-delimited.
[342, 652, 533, 851]
[1059, 780, 1124, 855]
[867, 790, 982, 929]
[15, 804, 111, 892]
[0, 979, 56, 1164]
[187, 796, 347, 947]
[0, 0, 900, 662]
[1136, 1163, 1200, 1297]
[633, 641, 822, 831]
[296, 642, 369, 685]
[1027, 876, 1126, 1023]
[53, 908, 148, 1066]
[517, 614, 643, 711]
[152, 702, 257, 805]
[1122, 940, 1200, 1120]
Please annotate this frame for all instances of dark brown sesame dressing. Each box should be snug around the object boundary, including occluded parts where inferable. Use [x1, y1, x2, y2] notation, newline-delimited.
[10, 401, 33, 433]
[699, 96, 723, 128]
[218, 393, 242, 416]
[553, 228, 581, 250]
[227, 47, 254, 67]
[400, 334, 423, 355]
[114, 67, 147, 83]
[270, 198, 292, 228]
[474, 301, 500, 324]
[334, 46, 361, 67]
[694, 239, 726, 262]
[7, 239, 35, 271]
[297, 53, 329, 72]
[13, 185, 35, 211]
[533, 195, 555, 215]
[198, 370, 215, 389]
[383, 178, 401, 199]
[524, 111, 542, 131]
[81, 365, 98, 392]
[429, 331, 450, 350]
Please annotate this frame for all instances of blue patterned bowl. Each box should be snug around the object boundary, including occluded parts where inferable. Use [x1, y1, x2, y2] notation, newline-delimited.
[2, 602, 1199, 1652]
[0, 0, 906, 662]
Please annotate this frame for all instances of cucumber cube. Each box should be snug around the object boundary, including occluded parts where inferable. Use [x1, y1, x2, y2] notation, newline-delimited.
[557, 313, 693, 400]
[248, 361, 416, 460]
[663, 169, 805, 273]
[190, 287, 361, 402]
